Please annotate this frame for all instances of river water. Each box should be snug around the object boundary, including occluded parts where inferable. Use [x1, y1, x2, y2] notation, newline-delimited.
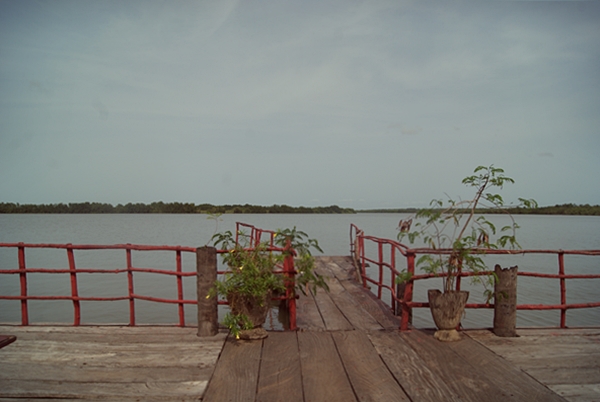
[0, 213, 598, 328]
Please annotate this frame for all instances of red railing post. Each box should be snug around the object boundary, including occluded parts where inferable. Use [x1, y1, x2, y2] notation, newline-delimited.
[400, 251, 415, 331]
[17, 243, 29, 326]
[558, 251, 566, 328]
[377, 242, 384, 299]
[66, 245, 81, 326]
[359, 235, 367, 287]
[176, 250, 185, 327]
[391, 245, 397, 315]
[284, 240, 297, 330]
[126, 246, 135, 326]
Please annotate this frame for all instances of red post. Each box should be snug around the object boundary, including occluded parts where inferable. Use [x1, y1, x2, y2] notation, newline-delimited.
[359, 235, 367, 288]
[558, 251, 566, 328]
[18, 244, 28, 326]
[284, 242, 297, 330]
[126, 246, 135, 326]
[400, 251, 415, 331]
[391, 245, 397, 315]
[377, 242, 383, 299]
[176, 250, 185, 327]
[66, 246, 81, 326]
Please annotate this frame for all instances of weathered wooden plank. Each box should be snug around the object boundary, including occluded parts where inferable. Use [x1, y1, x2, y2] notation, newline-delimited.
[257, 331, 303, 402]
[332, 330, 410, 401]
[0, 362, 213, 383]
[0, 325, 228, 344]
[549, 384, 600, 402]
[0, 379, 207, 401]
[0, 325, 226, 400]
[4, 339, 223, 353]
[0, 325, 202, 335]
[296, 289, 326, 331]
[525, 366, 600, 385]
[317, 261, 382, 331]
[401, 329, 510, 402]
[367, 330, 462, 402]
[0, 346, 222, 367]
[468, 329, 600, 371]
[516, 328, 600, 337]
[202, 336, 263, 402]
[298, 331, 357, 402]
[327, 260, 400, 329]
[312, 286, 354, 331]
[325, 257, 359, 281]
[450, 333, 566, 401]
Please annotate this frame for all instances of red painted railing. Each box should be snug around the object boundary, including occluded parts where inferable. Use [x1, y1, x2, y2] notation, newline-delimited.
[350, 224, 600, 330]
[0, 243, 197, 327]
[0, 222, 298, 329]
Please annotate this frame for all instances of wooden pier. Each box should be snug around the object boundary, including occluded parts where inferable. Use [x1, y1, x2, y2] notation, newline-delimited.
[1, 256, 598, 401]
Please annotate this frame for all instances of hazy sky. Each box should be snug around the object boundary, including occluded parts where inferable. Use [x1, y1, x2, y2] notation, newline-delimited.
[1, 0, 599, 209]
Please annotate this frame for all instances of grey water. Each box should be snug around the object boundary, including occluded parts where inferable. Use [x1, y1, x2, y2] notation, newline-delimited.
[0, 213, 598, 328]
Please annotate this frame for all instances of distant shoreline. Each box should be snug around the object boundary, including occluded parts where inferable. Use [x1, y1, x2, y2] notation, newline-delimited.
[1, 202, 599, 216]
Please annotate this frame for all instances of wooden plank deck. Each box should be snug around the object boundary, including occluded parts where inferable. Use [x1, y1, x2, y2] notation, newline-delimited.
[468, 328, 600, 402]
[1, 256, 598, 401]
[0, 326, 227, 401]
[202, 256, 573, 402]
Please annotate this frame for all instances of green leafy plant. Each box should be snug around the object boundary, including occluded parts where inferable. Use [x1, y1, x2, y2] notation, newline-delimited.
[222, 312, 254, 339]
[273, 227, 329, 295]
[210, 226, 328, 336]
[397, 165, 537, 302]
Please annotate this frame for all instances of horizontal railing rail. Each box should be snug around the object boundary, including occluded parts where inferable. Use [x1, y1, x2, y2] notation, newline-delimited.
[0, 242, 197, 327]
[350, 224, 600, 331]
[0, 223, 299, 330]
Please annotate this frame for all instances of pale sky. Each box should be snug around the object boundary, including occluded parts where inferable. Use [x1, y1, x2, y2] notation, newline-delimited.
[1, 0, 599, 209]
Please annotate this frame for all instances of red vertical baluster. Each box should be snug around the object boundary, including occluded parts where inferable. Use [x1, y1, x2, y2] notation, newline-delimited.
[255, 229, 262, 248]
[360, 235, 367, 288]
[377, 242, 383, 299]
[391, 245, 397, 315]
[67, 246, 81, 326]
[126, 246, 135, 326]
[400, 251, 415, 331]
[558, 251, 566, 328]
[176, 250, 185, 327]
[284, 241, 297, 330]
[18, 244, 28, 326]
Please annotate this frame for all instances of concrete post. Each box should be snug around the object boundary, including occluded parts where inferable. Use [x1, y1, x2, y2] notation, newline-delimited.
[493, 264, 518, 337]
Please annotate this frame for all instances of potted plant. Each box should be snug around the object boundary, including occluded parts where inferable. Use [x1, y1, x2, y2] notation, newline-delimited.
[397, 165, 536, 341]
[210, 227, 328, 340]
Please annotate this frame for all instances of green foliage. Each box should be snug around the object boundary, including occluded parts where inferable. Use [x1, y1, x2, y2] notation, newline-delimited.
[222, 312, 254, 339]
[274, 227, 329, 295]
[209, 239, 286, 302]
[210, 226, 328, 335]
[397, 165, 536, 300]
[0, 202, 356, 214]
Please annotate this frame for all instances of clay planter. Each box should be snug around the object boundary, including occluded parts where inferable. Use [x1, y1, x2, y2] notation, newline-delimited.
[427, 289, 469, 342]
[227, 292, 272, 328]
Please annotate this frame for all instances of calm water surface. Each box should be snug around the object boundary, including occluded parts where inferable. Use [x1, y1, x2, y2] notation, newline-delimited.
[1, 214, 598, 328]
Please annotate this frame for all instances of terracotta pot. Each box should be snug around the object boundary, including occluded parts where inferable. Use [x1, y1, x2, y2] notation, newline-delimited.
[227, 292, 272, 328]
[427, 289, 469, 330]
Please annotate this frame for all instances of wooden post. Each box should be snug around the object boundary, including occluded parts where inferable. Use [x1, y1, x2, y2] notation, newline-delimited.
[197, 246, 218, 337]
[493, 264, 518, 337]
